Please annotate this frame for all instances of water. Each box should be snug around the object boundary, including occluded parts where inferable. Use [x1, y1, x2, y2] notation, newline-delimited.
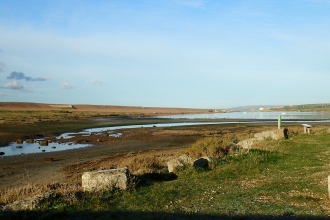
[2, 112, 329, 156]
[158, 111, 330, 120]
[1, 139, 90, 157]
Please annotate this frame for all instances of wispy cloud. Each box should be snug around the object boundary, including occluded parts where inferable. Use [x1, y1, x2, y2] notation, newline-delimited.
[0, 61, 5, 72]
[87, 79, 106, 86]
[6, 71, 48, 81]
[2, 81, 24, 90]
[60, 82, 75, 89]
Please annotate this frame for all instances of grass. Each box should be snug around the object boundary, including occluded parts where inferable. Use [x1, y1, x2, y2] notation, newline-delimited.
[270, 103, 330, 112]
[2, 127, 330, 219]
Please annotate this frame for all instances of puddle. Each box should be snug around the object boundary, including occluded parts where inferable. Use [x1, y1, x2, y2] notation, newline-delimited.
[0, 139, 90, 157]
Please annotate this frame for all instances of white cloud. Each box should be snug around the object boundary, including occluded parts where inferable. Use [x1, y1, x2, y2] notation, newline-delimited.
[2, 81, 24, 90]
[87, 79, 106, 86]
[60, 82, 75, 89]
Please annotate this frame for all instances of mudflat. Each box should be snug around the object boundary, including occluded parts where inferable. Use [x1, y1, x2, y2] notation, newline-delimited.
[0, 102, 213, 190]
[1, 102, 328, 204]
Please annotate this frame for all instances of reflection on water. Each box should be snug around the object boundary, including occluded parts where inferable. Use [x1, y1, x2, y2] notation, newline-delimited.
[1, 139, 90, 157]
[158, 111, 330, 120]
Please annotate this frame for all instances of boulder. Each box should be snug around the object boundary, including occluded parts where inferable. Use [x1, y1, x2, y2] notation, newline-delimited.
[2, 192, 54, 211]
[193, 158, 209, 169]
[39, 140, 48, 146]
[16, 139, 23, 144]
[26, 139, 34, 143]
[167, 155, 193, 173]
[82, 167, 129, 191]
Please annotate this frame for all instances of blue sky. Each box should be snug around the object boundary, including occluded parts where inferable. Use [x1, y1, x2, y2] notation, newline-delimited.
[0, 0, 329, 108]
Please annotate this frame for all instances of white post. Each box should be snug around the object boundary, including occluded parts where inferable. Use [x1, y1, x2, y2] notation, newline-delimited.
[278, 115, 281, 129]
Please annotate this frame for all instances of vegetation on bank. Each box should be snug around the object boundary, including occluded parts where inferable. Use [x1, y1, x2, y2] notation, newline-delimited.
[2, 126, 330, 219]
[270, 103, 330, 112]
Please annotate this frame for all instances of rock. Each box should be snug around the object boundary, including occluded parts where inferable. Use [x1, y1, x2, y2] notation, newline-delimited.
[193, 158, 209, 169]
[39, 140, 48, 146]
[16, 146, 22, 149]
[0, 152, 5, 155]
[82, 167, 129, 191]
[237, 129, 284, 150]
[16, 139, 23, 144]
[254, 130, 282, 140]
[167, 155, 193, 173]
[26, 139, 34, 143]
[2, 192, 54, 211]
[237, 138, 256, 150]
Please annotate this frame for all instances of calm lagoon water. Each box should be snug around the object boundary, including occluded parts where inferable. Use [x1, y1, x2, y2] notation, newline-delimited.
[2, 112, 329, 156]
[158, 111, 330, 120]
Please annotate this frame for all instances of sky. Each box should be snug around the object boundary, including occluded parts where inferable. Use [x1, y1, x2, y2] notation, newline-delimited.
[0, 0, 329, 109]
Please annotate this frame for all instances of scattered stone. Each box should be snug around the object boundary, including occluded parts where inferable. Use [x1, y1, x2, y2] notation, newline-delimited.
[283, 128, 289, 139]
[82, 167, 129, 191]
[52, 146, 56, 149]
[237, 129, 283, 149]
[167, 154, 193, 173]
[39, 140, 48, 146]
[16, 146, 22, 149]
[25, 139, 34, 143]
[2, 192, 55, 211]
[193, 158, 209, 169]
[16, 139, 23, 144]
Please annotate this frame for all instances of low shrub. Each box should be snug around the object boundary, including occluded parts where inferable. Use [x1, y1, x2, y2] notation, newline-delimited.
[183, 136, 235, 159]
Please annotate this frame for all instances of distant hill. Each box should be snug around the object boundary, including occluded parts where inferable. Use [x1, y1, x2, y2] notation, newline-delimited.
[227, 105, 283, 112]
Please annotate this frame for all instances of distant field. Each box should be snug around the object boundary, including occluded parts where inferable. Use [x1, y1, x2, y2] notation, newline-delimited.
[0, 102, 210, 115]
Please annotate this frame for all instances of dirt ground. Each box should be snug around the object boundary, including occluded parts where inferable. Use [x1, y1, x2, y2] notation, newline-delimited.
[1, 102, 328, 204]
[0, 122, 276, 190]
[0, 102, 213, 192]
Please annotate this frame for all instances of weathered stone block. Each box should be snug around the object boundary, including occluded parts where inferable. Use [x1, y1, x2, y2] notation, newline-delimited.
[3, 192, 54, 211]
[82, 167, 129, 191]
[167, 155, 193, 173]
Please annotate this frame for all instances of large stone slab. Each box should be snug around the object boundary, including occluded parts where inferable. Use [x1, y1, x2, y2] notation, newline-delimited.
[237, 129, 283, 149]
[167, 155, 193, 173]
[82, 167, 129, 191]
[2, 192, 54, 211]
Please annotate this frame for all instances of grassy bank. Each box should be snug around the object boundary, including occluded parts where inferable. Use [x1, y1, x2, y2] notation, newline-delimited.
[3, 127, 330, 219]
